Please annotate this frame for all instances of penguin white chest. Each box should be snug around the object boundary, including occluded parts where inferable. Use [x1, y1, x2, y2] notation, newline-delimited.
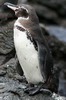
[14, 27, 44, 84]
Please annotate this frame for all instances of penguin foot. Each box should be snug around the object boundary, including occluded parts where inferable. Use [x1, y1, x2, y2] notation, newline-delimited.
[24, 86, 40, 96]
[24, 84, 52, 96]
[40, 88, 52, 96]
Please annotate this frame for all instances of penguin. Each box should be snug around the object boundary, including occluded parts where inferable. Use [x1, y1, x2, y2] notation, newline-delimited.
[0, 0, 18, 24]
[4, 2, 53, 95]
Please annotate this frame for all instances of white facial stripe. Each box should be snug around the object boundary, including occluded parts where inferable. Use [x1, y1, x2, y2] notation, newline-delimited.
[21, 6, 28, 13]
[19, 6, 29, 13]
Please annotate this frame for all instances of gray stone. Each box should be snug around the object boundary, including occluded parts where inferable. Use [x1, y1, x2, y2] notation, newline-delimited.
[0, 20, 15, 54]
[18, 0, 27, 4]
[40, 24, 66, 59]
[33, 4, 58, 20]
[29, 0, 66, 26]
[0, 76, 65, 100]
[0, 20, 15, 65]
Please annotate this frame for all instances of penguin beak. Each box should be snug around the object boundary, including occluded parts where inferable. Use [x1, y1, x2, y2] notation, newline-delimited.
[4, 2, 18, 11]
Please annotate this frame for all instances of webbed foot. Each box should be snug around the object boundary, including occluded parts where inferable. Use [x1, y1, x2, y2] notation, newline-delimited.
[24, 84, 52, 96]
[40, 88, 52, 96]
[24, 86, 40, 96]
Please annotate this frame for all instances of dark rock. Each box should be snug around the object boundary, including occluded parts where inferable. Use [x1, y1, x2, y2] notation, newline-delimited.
[18, 0, 27, 4]
[40, 24, 66, 60]
[0, 20, 15, 54]
[46, 26, 66, 59]
[29, 0, 66, 26]
[29, 0, 66, 13]
[0, 0, 18, 23]
[32, 4, 59, 24]
[0, 70, 6, 76]
[0, 76, 65, 100]
[58, 70, 66, 96]
[0, 20, 16, 65]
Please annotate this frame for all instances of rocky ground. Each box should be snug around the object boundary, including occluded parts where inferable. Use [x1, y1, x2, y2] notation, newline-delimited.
[0, 0, 66, 100]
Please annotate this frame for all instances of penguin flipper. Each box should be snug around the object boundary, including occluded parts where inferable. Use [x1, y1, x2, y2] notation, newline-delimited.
[38, 45, 48, 81]
[38, 43, 53, 82]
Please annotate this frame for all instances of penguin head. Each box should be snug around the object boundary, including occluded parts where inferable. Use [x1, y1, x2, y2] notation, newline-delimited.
[4, 2, 29, 18]
[4, 2, 39, 23]
[14, 6, 29, 18]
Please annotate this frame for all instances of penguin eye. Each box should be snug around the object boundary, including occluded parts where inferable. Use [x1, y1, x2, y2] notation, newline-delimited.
[15, 7, 29, 18]
[21, 8, 29, 18]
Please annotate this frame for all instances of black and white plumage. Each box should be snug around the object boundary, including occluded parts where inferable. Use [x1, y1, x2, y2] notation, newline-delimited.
[4, 2, 53, 95]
